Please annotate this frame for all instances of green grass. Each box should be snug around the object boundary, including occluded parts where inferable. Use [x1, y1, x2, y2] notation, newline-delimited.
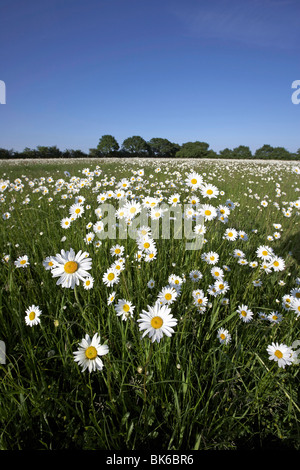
[0, 158, 299, 450]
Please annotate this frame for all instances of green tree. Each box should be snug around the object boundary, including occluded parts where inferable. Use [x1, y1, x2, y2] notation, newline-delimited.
[122, 136, 150, 157]
[270, 147, 291, 160]
[89, 148, 102, 158]
[36, 146, 62, 158]
[62, 149, 87, 159]
[232, 145, 253, 159]
[254, 145, 291, 160]
[0, 148, 14, 159]
[97, 135, 119, 156]
[148, 138, 180, 158]
[219, 148, 233, 159]
[254, 145, 275, 159]
[175, 141, 211, 159]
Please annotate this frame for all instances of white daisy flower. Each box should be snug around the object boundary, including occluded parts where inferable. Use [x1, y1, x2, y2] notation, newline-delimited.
[115, 299, 135, 321]
[50, 248, 92, 289]
[217, 328, 231, 345]
[185, 172, 203, 189]
[237, 304, 253, 323]
[110, 244, 125, 257]
[43, 256, 55, 270]
[69, 203, 85, 219]
[157, 286, 178, 305]
[137, 303, 178, 343]
[267, 311, 283, 324]
[266, 342, 293, 369]
[25, 305, 42, 327]
[223, 228, 238, 241]
[14, 255, 30, 268]
[60, 217, 72, 229]
[83, 276, 94, 290]
[73, 333, 109, 373]
[102, 268, 120, 287]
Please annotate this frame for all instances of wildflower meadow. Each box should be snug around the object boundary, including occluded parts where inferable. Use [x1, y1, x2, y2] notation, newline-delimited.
[0, 158, 299, 450]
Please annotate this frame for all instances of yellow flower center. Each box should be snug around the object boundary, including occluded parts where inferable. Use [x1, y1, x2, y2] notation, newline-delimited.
[274, 350, 283, 359]
[165, 293, 172, 301]
[64, 261, 78, 274]
[228, 232, 233, 237]
[197, 298, 203, 304]
[215, 271, 219, 276]
[241, 310, 247, 317]
[219, 284, 224, 290]
[20, 259, 27, 265]
[123, 304, 130, 312]
[29, 311, 35, 320]
[85, 346, 98, 360]
[207, 189, 213, 195]
[205, 210, 211, 216]
[151, 316, 163, 329]
[107, 272, 115, 281]
[75, 208, 81, 214]
[220, 333, 226, 340]
[144, 242, 150, 249]
[273, 261, 279, 267]
[262, 250, 268, 256]
[130, 207, 136, 213]
[86, 280, 91, 286]
[191, 178, 197, 185]
[295, 293, 300, 298]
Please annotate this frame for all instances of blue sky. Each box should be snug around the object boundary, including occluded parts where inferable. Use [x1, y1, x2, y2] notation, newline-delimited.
[0, 0, 299, 153]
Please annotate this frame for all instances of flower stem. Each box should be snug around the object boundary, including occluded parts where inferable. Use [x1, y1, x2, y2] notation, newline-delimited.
[143, 341, 154, 402]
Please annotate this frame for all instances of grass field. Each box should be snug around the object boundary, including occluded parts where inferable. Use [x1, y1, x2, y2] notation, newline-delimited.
[0, 158, 299, 450]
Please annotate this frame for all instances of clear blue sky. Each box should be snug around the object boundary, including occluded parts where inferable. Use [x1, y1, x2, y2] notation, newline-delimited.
[0, 0, 299, 153]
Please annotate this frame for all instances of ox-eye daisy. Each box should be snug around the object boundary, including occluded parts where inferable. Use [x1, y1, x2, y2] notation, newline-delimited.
[217, 328, 231, 345]
[266, 342, 293, 369]
[51, 248, 92, 289]
[43, 256, 54, 270]
[115, 299, 135, 321]
[201, 183, 219, 199]
[69, 203, 85, 218]
[290, 298, 300, 317]
[83, 276, 94, 290]
[102, 268, 120, 287]
[224, 228, 238, 241]
[25, 305, 42, 327]
[267, 311, 282, 324]
[110, 244, 124, 257]
[73, 333, 109, 373]
[15, 255, 30, 268]
[237, 304, 253, 323]
[157, 286, 178, 305]
[137, 303, 178, 343]
[185, 172, 203, 189]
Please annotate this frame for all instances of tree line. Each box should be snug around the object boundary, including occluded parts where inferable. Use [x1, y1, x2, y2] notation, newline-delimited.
[0, 135, 299, 160]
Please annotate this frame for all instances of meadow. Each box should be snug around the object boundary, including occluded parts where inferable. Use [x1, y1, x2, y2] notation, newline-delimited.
[0, 157, 299, 450]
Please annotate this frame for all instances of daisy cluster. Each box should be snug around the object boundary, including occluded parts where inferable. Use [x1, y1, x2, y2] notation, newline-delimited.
[1, 161, 299, 373]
